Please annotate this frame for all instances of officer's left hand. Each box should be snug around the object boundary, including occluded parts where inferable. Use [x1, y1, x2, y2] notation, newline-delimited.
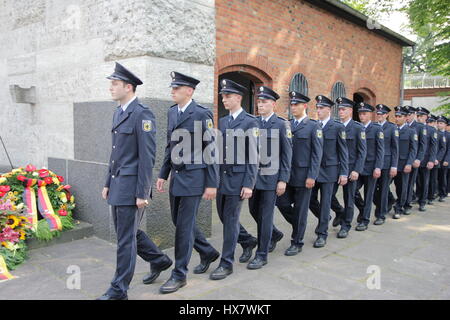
[240, 187, 253, 200]
[373, 168, 381, 179]
[389, 168, 397, 178]
[444, 162, 449, 167]
[276, 181, 287, 196]
[338, 175, 348, 186]
[202, 188, 217, 200]
[427, 161, 435, 170]
[136, 198, 149, 209]
[435, 160, 439, 166]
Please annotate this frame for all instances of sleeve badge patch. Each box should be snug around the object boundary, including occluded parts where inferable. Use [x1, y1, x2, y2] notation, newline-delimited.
[142, 120, 152, 132]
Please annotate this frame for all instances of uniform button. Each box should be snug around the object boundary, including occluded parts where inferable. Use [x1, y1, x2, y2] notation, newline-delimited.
[112, 160, 115, 163]
[113, 146, 116, 149]
[114, 131, 118, 134]
[175, 170, 178, 173]
[224, 171, 226, 173]
[112, 175, 115, 178]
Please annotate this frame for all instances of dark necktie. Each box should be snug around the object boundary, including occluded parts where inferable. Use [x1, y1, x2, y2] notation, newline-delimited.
[319, 121, 323, 128]
[119, 108, 124, 116]
[177, 109, 183, 122]
[228, 115, 233, 126]
[262, 119, 267, 127]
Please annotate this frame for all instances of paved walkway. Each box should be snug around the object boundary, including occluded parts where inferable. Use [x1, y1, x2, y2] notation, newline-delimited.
[1, 198, 450, 300]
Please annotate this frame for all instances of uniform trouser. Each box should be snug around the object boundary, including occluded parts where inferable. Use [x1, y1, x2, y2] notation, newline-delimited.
[169, 194, 218, 280]
[406, 167, 419, 207]
[447, 168, 450, 194]
[276, 185, 312, 247]
[216, 193, 244, 268]
[355, 175, 377, 226]
[438, 167, 448, 198]
[107, 205, 167, 298]
[417, 167, 431, 206]
[238, 190, 277, 260]
[428, 167, 438, 200]
[331, 183, 345, 217]
[374, 169, 391, 220]
[340, 179, 358, 232]
[394, 170, 410, 213]
[309, 182, 334, 239]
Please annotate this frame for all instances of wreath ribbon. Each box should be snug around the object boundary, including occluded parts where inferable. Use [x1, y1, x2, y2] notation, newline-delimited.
[22, 178, 62, 232]
[0, 255, 15, 281]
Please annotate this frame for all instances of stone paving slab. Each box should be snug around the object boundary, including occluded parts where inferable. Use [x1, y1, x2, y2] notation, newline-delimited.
[1, 198, 450, 300]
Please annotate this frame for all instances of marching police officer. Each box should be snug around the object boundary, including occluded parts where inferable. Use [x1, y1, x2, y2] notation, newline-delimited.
[309, 95, 348, 247]
[238, 86, 292, 269]
[333, 97, 367, 238]
[436, 116, 448, 202]
[392, 106, 418, 219]
[427, 114, 442, 204]
[276, 91, 323, 255]
[405, 106, 427, 213]
[156, 72, 220, 294]
[210, 79, 259, 280]
[98, 62, 172, 300]
[415, 107, 437, 211]
[354, 102, 384, 230]
[373, 104, 399, 224]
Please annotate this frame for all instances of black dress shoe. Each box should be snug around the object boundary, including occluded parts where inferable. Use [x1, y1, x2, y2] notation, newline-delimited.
[419, 205, 426, 212]
[268, 232, 284, 253]
[393, 213, 401, 219]
[427, 199, 434, 205]
[332, 212, 344, 227]
[247, 257, 267, 270]
[96, 294, 128, 300]
[357, 214, 363, 224]
[438, 197, 445, 202]
[374, 218, 385, 225]
[355, 223, 368, 231]
[210, 266, 233, 280]
[411, 199, 418, 205]
[337, 229, 348, 238]
[313, 237, 326, 248]
[284, 244, 302, 256]
[193, 252, 220, 274]
[239, 242, 256, 263]
[159, 277, 186, 294]
[143, 257, 173, 285]
[404, 207, 412, 215]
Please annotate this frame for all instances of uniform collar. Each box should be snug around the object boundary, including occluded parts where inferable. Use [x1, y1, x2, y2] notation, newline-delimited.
[230, 107, 244, 120]
[178, 99, 192, 113]
[399, 123, 406, 130]
[379, 120, 387, 127]
[293, 114, 307, 124]
[320, 116, 331, 128]
[262, 112, 274, 122]
[363, 120, 372, 128]
[342, 118, 352, 127]
[121, 96, 137, 112]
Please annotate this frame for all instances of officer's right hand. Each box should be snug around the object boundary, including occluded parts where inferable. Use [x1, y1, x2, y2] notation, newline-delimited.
[444, 161, 449, 167]
[404, 165, 412, 173]
[373, 168, 381, 179]
[156, 178, 166, 193]
[240, 187, 253, 200]
[349, 171, 359, 181]
[102, 187, 109, 200]
[305, 178, 315, 189]
[413, 160, 421, 168]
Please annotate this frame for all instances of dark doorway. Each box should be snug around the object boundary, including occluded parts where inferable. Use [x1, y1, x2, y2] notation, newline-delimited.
[218, 72, 256, 119]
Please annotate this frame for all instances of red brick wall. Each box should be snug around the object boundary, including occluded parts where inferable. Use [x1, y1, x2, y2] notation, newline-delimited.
[215, 0, 404, 120]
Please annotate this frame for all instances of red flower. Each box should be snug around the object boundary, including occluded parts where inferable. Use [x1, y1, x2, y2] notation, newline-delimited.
[44, 177, 53, 185]
[17, 175, 27, 182]
[25, 164, 36, 172]
[38, 169, 49, 178]
[0, 185, 10, 193]
[58, 209, 68, 216]
[57, 175, 64, 182]
[0, 192, 5, 198]
[63, 185, 71, 190]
